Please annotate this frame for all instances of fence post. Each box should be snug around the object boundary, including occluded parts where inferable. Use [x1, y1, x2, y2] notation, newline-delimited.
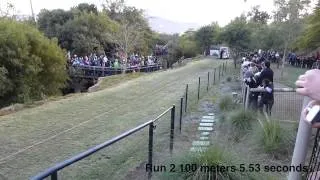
[148, 122, 154, 180]
[221, 64, 223, 77]
[219, 66, 221, 80]
[288, 97, 312, 180]
[51, 171, 58, 180]
[245, 86, 250, 110]
[214, 68, 216, 85]
[207, 72, 209, 92]
[180, 98, 183, 133]
[243, 85, 247, 108]
[225, 62, 227, 73]
[198, 77, 201, 100]
[185, 84, 188, 113]
[222, 63, 225, 75]
[170, 105, 175, 154]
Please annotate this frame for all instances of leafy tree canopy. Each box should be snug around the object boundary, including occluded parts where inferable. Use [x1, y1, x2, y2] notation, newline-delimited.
[0, 19, 67, 106]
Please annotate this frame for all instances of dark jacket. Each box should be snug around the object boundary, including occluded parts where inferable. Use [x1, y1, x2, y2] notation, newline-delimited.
[244, 76, 260, 98]
[261, 80, 274, 104]
[257, 68, 273, 85]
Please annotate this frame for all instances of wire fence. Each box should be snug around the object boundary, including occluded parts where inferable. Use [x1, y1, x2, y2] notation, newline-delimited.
[240, 64, 303, 122]
[293, 64, 320, 180]
[243, 86, 303, 122]
[30, 59, 230, 180]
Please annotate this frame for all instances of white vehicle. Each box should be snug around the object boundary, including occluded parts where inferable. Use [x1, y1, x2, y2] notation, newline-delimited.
[219, 47, 230, 59]
[210, 49, 220, 57]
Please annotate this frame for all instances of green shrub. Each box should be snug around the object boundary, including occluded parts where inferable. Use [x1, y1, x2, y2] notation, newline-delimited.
[159, 146, 269, 180]
[226, 76, 232, 82]
[218, 95, 236, 112]
[0, 19, 67, 107]
[254, 119, 294, 158]
[223, 109, 257, 141]
[229, 109, 257, 132]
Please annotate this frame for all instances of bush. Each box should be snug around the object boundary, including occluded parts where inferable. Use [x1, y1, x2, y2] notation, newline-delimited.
[229, 109, 257, 131]
[223, 109, 257, 142]
[254, 119, 295, 158]
[218, 95, 236, 112]
[226, 76, 232, 82]
[159, 146, 269, 180]
[0, 19, 67, 107]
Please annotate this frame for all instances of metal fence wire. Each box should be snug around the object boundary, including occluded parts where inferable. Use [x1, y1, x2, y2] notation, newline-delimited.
[244, 87, 303, 122]
[302, 66, 320, 180]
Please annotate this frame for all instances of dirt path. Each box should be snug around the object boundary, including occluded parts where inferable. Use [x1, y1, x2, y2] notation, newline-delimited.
[0, 58, 224, 180]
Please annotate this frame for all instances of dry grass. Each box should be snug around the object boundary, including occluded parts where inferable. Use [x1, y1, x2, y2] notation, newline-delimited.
[0, 58, 223, 180]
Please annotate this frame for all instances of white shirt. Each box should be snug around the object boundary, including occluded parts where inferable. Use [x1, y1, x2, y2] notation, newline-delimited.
[103, 57, 108, 63]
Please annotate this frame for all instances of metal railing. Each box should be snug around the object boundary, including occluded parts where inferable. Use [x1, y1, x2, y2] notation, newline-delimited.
[31, 106, 175, 180]
[68, 64, 162, 78]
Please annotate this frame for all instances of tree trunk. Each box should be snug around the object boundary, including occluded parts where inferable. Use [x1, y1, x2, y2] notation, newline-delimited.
[281, 44, 287, 78]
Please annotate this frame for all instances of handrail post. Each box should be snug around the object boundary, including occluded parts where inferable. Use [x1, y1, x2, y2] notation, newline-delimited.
[51, 171, 58, 180]
[288, 97, 312, 180]
[185, 84, 188, 113]
[207, 72, 209, 92]
[198, 77, 200, 100]
[170, 105, 175, 154]
[148, 122, 154, 180]
[180, 98, 183, 133]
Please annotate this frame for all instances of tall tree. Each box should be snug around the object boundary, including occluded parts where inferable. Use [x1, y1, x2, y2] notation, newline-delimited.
[273, 0, 311, 75]
[74, 3, 98, 15]
[103, 1, 152, 60]
[195, 25, 218, 55]
[60, 12, 116, 55]
[295, 1, 320, 51]
[37, 9, 74, 39]
[219, 15, 252, 68]
[247, 5, 271, 24]
[179, 31, 199, 58]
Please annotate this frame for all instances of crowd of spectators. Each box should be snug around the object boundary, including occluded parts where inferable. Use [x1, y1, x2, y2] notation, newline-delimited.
[287, 51, 320, 69]
[67, 53, 159, 69]
[241, 50, 274, 115]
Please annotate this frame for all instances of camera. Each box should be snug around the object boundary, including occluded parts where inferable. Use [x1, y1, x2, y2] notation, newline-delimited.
[306, 105, 320, 124]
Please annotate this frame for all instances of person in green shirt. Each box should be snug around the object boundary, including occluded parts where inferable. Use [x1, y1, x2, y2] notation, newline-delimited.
[113, 59, 120, 69]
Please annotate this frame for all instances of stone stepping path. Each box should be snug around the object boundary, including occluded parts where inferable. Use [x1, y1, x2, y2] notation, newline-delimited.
[190, 113, 216, 152]
[202, 116, 215, 119]
[190, 147, 208, 152]
[198, 127, 213, 131]
[192, 141, 210, 146]
[201, 119, 215, 123]
[199, 123, 214, 127]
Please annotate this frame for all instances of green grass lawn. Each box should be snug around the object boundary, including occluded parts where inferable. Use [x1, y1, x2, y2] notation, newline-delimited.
[0, 58, 225, 180]
[272, 64, 307, 88]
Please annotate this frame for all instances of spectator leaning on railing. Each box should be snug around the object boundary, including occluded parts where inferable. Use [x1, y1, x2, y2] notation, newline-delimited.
[241, 57, 274, 115]
[296, 69, 320, 128]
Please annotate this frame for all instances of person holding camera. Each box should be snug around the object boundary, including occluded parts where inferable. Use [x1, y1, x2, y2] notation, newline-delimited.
[296, 69, 320, 128]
